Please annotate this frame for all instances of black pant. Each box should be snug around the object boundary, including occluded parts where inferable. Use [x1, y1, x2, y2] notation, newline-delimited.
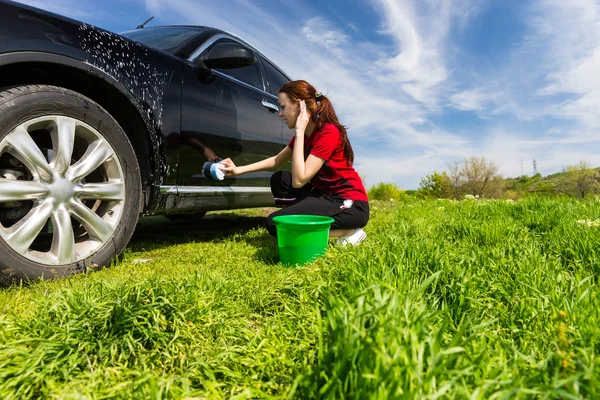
[266, 171, 370, 237]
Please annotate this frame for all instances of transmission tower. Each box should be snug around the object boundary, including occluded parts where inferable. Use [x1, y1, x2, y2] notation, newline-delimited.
[533, 157, 538, 175]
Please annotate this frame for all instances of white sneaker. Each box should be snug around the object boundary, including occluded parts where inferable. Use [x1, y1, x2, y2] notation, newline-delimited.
[336, 228, 367, 247]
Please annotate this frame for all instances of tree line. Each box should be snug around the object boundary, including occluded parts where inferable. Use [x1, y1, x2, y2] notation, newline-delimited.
[367, 157, 600, 201]
[417, 157, 600, 200]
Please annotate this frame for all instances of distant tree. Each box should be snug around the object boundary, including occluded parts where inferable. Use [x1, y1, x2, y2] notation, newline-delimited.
[484, 175, 506, 198]
[368, 182, 404, 201]
[447, 156, 505, 198]
[528, 181, 557, 196]
[447, 162, 463, 197]
[519, 173, 541, 184]
[461, 156, 502, 197]
[559, 160, 599, 198]
[416, 171, 453, 198]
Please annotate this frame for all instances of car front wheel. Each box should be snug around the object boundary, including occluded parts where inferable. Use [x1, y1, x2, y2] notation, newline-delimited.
[0, 85, 142, 283]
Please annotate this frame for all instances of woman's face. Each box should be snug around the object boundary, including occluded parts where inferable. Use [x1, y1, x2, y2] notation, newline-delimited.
[278, 92, 299, 129]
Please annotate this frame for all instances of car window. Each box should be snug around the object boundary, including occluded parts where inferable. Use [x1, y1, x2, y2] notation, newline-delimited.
[201, 39, 263, 90]
[261, 58, 290, 97]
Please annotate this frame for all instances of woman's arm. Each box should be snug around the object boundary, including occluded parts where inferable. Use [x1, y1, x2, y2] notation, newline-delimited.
[291, 135, 325, 188]
[220, 146, 292, 176]
[291, 101, 325, 188]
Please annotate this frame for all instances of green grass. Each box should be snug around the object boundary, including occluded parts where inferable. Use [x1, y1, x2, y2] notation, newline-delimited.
[1, 197, 599, 399]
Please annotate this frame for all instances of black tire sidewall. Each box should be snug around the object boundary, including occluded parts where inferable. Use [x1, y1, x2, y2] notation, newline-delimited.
[0, 86, 142, 281]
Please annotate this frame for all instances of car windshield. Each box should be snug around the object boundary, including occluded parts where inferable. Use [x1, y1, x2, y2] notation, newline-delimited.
[120, 27, 202, 53]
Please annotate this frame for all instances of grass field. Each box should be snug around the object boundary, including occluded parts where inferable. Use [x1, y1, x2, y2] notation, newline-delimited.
[0, 196, 599, 399]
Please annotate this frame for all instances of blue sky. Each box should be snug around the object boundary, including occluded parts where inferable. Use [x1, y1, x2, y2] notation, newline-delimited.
[18, 0, 600, 189]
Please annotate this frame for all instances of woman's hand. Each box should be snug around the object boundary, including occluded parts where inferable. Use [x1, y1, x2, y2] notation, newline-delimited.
[219, 158, 239, 176]
[295, 100, 310, 134]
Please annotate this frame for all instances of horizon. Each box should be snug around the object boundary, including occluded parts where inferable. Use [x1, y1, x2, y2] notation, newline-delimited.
[15, 0, 600, 189]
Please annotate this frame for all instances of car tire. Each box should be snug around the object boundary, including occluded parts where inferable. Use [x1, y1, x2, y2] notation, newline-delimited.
[0, 85, 142, 283]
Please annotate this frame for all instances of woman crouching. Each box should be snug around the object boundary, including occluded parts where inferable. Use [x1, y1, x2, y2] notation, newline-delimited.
[220, 80, 369, 246]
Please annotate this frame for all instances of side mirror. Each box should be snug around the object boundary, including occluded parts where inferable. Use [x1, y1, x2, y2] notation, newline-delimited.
[202, 42, 255, 69]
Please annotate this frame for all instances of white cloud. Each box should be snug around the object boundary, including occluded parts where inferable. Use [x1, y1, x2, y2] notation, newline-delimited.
[144, 0, 165, 14]
[429, 0, 600, 184]
[137, 0, 472, 187]
[370, 0, 449, 107]
[302, 17, 349, 59]
[464, 126, 600, 179]
[14, 0, 600, 189]
[529, 0, 600, 133]
[17, 0, 501, 188]
[448, 89, 494, 111]
[460, 1, 600, 132]
[356, 153, 443, 188]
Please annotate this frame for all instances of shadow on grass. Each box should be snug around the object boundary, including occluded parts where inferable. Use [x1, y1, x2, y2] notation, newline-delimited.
[242, 231, 280, 265]
[130, 212, 282, 265]
[130, 213, 268, 249]
[0, 213, 279, 289]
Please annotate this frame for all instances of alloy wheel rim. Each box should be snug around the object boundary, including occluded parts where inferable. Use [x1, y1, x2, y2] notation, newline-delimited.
[0, 116, 125, 266]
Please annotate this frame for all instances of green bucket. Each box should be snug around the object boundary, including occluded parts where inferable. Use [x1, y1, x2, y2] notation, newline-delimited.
[272, 215, 335, 266]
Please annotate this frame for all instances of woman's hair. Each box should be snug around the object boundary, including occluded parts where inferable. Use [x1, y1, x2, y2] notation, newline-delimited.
[279, 80, 354, 164]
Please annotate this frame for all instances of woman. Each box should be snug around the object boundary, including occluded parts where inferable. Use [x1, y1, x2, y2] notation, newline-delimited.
[220, 80, 369, 246]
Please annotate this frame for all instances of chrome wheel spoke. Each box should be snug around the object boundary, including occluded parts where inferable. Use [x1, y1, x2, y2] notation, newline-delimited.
[69, 200, 114, 243]
[51, 209, 76, 264]
[79, 181, 125, 201]
[0, 178, 47, 202]
[67, 139, 114, 182]
[4, 201, 53, 255]
[0, 116, 125, 267]
[4, 126, 53, 181]
[51, 117, 76, 174]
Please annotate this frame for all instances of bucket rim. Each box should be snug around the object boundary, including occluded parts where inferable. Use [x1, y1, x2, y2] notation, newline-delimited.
[272, 214, 334, 227]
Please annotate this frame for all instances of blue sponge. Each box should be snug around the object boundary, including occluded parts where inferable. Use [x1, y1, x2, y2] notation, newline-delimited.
[202, 158, 225, 181]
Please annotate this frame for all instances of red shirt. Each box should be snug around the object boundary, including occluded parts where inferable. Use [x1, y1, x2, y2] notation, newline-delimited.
[288, 123, 368, 202]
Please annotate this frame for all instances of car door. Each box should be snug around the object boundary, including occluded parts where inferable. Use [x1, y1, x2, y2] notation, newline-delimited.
[259, 56, 293, 152]
[178, 37, 280, 188]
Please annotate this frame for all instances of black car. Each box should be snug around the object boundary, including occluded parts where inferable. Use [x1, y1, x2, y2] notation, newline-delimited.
[0, 0, 292, 282]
